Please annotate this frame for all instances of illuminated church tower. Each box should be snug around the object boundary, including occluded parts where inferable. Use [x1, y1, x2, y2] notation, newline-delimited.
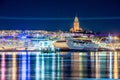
[70, 16, 83, 32]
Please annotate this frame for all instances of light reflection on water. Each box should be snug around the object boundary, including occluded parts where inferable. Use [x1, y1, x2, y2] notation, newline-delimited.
[0, 51, 120, 80]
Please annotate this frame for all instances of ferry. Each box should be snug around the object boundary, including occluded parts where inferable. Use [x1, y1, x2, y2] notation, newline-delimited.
[67, 39, 99, 51]
[53, 40, 69, 50]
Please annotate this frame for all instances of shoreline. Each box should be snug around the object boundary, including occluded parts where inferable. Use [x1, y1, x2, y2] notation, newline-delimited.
[0, 49, 117, 52]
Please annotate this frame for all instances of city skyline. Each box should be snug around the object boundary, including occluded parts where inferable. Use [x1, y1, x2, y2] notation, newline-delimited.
[0, 0, 120, 32]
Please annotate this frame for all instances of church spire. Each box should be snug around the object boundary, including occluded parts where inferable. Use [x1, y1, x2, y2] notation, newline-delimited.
[74, 16, 78, 22]
[70, 16, 83, 32]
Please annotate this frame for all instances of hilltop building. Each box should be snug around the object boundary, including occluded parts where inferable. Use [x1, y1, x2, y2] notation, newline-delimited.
[70, 16, 83, 32]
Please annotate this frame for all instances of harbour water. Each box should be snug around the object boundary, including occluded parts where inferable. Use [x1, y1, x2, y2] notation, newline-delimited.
[0, 51, 120, 80]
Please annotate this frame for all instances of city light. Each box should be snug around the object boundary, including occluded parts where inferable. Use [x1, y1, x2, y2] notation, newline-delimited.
[12, 52, 17, 80]
[0, 0, 120, 79]
[0, 11, 119, 80]
[1, 53, 6, 80]
[114, 36, 119, 40]
[21, 52, 27, 80]
[36, 52, 40, 80]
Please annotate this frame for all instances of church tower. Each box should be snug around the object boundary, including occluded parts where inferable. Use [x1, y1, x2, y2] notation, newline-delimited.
[70, 16, 83, 32]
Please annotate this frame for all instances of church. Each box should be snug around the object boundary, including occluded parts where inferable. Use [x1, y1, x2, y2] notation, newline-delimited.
[70, 16, 83, 32]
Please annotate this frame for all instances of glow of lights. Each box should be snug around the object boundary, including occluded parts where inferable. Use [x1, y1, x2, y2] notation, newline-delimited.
[36, 34, 39, 37]
[36, 52, 40, 80]
[79, 53, 83, 78]
[96, 52, 99, 78]
[114, 52, 118, 79]
[57, 53, 60, 80]
[109, 52, 112, 79]
[99, 53, 107, 78]
[108, 35, 112, 42]
[114, 36, 119, 40]
[12, 52, 16, 80]
[60, 57, 64, 80]
[1, 53, 6, 80]
[26, 52, 30, 80]
[90, 52, 95, 78]
[21, 36, 27, 39]
[41, 54, 44, 80]
[21, 52, 27, 80]
[52, 53, 55, 80]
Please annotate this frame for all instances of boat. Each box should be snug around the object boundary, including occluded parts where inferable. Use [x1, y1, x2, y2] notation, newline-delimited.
[67, 39, 99, 51]
[53, 40, 69, 50]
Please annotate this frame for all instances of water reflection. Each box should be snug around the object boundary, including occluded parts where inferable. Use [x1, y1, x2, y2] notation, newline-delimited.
[0, 51, 120, 80]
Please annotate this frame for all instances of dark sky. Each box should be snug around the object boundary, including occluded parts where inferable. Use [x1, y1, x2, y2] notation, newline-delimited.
[0, 0, 120, 32]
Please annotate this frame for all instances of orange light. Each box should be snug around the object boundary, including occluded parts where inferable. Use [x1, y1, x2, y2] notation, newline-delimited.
[12, 52, 16, 80]
[114, 52, 118, 79]
[114, 36, 119, 40]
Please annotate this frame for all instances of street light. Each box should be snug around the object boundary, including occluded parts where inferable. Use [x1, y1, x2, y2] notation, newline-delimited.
[114, 36, 119, 40]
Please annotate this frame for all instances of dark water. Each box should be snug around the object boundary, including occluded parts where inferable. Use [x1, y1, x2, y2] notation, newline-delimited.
[0, 51, 120, 80]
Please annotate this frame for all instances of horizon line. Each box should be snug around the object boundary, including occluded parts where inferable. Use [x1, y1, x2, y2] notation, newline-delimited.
[0, 16, 120, 20]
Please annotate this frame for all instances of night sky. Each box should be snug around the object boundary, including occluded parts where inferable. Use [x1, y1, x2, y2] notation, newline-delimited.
[0, 0, 120, 32]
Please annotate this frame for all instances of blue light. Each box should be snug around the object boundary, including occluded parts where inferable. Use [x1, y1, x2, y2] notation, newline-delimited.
[21, 52, 27, 80]
[52, 53, 55, 80]
[21, 36, 27, 39]
[36, 52, 40, 80]
[26, 52, 30, 80]
[41, 54, 45, 80]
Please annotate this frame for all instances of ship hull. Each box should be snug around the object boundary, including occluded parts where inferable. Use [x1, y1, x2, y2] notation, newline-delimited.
[67, 39, 98, 51]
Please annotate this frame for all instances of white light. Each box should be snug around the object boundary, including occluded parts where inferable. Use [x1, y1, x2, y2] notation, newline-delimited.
[21, 36, 27, 39]
[57, 53, 60, 80]
[109, 52, 112, 79]
[41, 54, 44, 80]
[27, 52, 31, 80]
[21, 52, 26, 80]
[36, 52, 40, 80]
